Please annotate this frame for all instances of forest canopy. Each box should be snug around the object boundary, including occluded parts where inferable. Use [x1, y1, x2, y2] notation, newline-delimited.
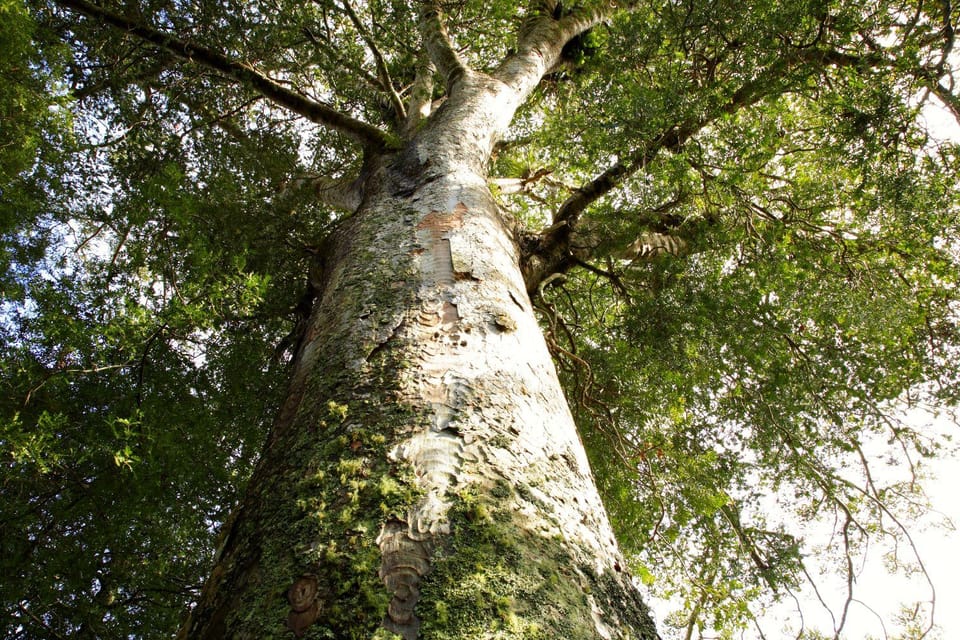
[2, 0, 959, 638]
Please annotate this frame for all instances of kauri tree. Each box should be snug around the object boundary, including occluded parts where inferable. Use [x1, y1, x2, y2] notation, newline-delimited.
[2, 0, 959, 638]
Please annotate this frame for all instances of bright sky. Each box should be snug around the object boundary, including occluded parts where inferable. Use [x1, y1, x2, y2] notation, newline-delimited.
[644, 410, 959, 639]
[778, 416, 960, 640]
[919, 452, 960, 639]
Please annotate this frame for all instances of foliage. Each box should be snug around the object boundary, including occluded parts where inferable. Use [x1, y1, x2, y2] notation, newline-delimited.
[2, 0, 959, 637]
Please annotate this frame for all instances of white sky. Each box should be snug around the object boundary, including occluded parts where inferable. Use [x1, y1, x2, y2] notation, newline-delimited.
[778, 423, 960, 640]
[645, 410, 959, 639]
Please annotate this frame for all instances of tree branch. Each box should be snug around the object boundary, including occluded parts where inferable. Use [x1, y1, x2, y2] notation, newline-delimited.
[936, 80, 960, 120]
[518, 124, 694, 292]
[278, 174, 364, 213]
[494, 1, 619, 95]
[418, 0, 468, 88]
[520, 43, 885, 292]
[938, 0, 955, 69]
[620, 231, 689, 262]
[55, 0, 397, 150]
[302, 25, 385, 93]
[403, 55, 436, 135]
[338, 0, 406, 122]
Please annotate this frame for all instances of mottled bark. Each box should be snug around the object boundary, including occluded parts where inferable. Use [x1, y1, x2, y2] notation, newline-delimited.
[180, 73, 658, 640]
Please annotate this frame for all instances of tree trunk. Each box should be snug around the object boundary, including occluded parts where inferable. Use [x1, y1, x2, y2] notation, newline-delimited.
[179, 75, 659, 640]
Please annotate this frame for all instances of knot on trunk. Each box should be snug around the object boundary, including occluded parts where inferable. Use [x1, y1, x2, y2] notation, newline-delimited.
[286, 575, 321, 637]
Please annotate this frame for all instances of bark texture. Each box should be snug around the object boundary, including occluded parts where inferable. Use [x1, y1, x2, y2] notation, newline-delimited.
[180, 74, 658, 640]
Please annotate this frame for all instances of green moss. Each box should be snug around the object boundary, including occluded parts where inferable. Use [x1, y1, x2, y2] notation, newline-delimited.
[434, 600, 450, 625]
[416, 489, 606, 640]
[327, 400, 350, 421]
[489, 434, 513, 449]
[490, 479, 513, 499]
[233, 388, 427, 638]
[336, 458, 367, 479]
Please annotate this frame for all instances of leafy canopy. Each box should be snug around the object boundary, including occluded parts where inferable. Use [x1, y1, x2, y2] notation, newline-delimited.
[2, 0, 959, 638]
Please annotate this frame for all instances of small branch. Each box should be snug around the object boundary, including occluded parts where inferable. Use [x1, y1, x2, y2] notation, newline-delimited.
[179, 95, 263, 141]
[519, 125, 690, 291]
[136, 324, 167, 407]
[719, 503, 778, 591]
[74, 221, 107, 254]
[17, 603, 68, 640]
[72, 50, 172, 100]
[303, 25, 384, 93]
[338, 0, 406, 122]
[55, 0, 395, 150]
[799, 561, 839, 632]
[569, 256, 630, 297]
[23, 363, 132, 408]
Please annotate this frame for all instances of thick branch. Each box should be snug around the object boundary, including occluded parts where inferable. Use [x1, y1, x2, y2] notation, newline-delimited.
[403, 55, 435, 135]
[931, 81, 960, 121]
[489, 167, 553, 197]
[494, 1, 620, 96]
[56, 0, 396, 150]
[279, 174, 364, 213]
[418, 1, 468, 87]
[534, 124, 692, 262]
[620, 232, 689, 262]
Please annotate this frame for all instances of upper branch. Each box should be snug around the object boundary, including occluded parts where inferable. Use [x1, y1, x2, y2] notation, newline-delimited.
[930, 81, 960, 122]
[546, 46, 884, 240]
[494, 1, 624, 96]
[56, 0, 396, 150]
[938, 0, 955, 68]
[303, 25, 384, 93]
[518, 125, 694, 292]
[418, 1, 469, 88]
[338, 0, 406, 123]
[403, 55, 436, 135]
[544, 119, 699, 253]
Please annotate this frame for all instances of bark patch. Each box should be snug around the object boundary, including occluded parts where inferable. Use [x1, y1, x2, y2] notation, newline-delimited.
[416, 206, 465, 232]
[379, 203, 475, 639]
